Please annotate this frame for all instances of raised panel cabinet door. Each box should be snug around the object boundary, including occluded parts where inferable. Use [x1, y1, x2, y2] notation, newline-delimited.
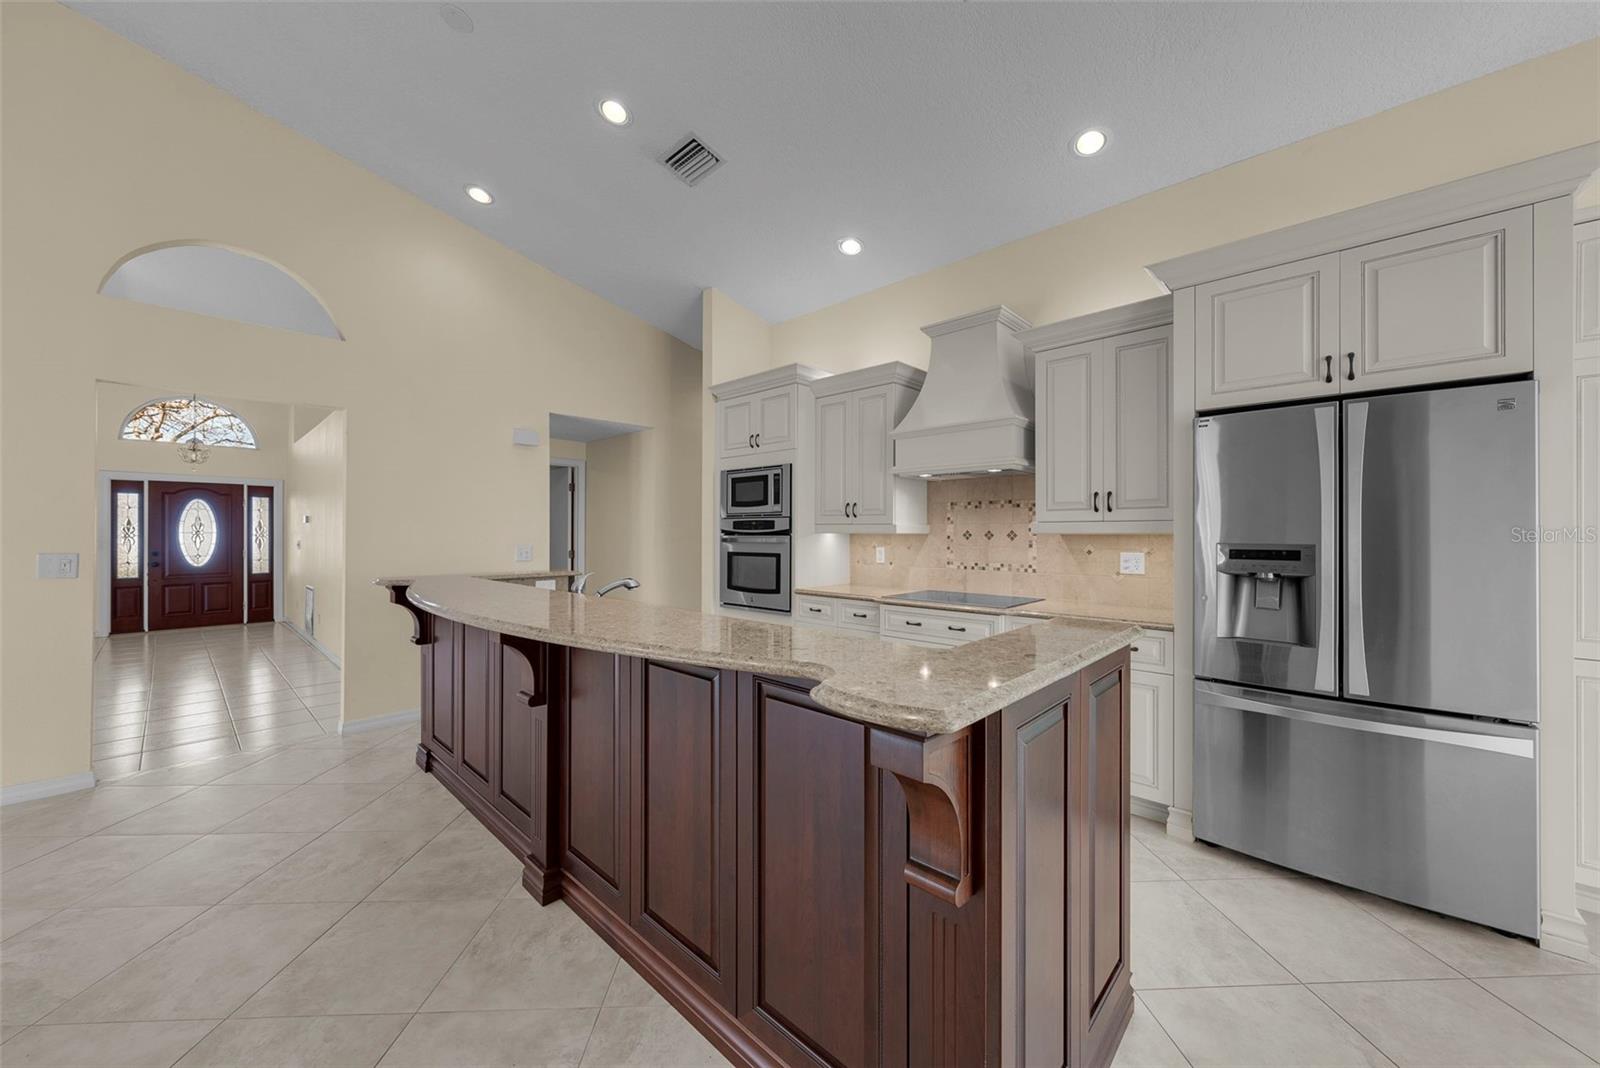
[495, 637, 544, 842]
[458, 625, 495, 796]
[814, 393, 853, 525]
[563, 647, 630, 917]
[1005, 698, 1068, 1068]
[754, 386, 797, 452]
[1578, 219, 1600, 362]
[1579, 357, 1600, 660]
[852, 386, 894, 523]
[1339, 207, 1532, 392]
[1128, 671, 1174, 806]
[1104, 325, 1173, 522]
[718, 396, 757, 459]
[424, 620, 459, 761]
[1194, 253, 1341, 410]
[1577, 664, 1600, 896]
[1036, 342, 1103, 523]
[630, 661, 738, 1007]
[737, 676, 874, 1068]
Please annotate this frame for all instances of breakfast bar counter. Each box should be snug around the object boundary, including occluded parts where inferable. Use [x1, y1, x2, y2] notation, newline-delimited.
[380, 573, 1137, 1068]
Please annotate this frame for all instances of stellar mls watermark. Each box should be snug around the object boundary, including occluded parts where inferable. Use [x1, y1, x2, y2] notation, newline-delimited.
[1510, 526, 1598, 543]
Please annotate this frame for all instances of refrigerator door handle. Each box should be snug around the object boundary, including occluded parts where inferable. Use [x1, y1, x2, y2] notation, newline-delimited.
[1346, 401, 1370, 696]
[1314, 405, 1336, 693]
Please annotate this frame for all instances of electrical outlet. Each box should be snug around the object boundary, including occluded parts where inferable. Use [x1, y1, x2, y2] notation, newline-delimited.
[37, 552, 79, 579]
[515, 544, 533, 563]
[1119, 551, 1146, 576]
[875, 545, 887, 564]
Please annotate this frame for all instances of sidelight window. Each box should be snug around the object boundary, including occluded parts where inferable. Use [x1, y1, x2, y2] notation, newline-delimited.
[250, 495, 270, 574]
[115, 490, 141, 578]
[178, 499, 218, 567]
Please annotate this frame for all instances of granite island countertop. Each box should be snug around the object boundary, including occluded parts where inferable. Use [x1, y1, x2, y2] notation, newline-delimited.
[380, 574, 1138, 737]
[794, 583, 1175, 630]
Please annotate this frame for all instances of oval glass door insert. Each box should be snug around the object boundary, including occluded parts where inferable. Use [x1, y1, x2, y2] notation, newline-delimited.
[178, 498, 217, 567]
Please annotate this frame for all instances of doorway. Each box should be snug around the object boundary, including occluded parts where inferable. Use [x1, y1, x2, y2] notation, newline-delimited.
[550, 459, 585, 573]
[105, 477, 279, 633]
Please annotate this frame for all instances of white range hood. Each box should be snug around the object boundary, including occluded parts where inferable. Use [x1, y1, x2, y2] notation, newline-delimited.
[891, 305, 1034, 478]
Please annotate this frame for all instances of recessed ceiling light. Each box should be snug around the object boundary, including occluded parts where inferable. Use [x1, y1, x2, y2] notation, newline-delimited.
[837, 237, 863, 256]
[1073, 128, 1108, 157]
[987, 468, 1002, 473]
[464, 185, 493, 205]
[598, 99, 630, 126]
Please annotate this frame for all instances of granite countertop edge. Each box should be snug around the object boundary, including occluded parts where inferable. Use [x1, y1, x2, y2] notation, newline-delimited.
[793, 585, 1174, 630]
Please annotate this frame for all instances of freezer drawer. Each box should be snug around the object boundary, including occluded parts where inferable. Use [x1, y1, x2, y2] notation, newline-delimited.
[1194, 681, 1538, 938]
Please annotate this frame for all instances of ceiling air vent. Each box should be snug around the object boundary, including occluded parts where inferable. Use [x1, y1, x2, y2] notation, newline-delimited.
[660, 135, 724, 187]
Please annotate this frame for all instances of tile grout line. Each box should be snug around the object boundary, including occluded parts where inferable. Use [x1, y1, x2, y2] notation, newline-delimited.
[1460, 973, 1600, 1064]
[198, 632, 248, 757]
[1130, 990, 1194, 1068]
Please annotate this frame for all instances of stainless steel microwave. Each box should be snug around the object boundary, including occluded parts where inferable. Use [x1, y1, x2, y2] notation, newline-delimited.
[721, 463, 790, 519]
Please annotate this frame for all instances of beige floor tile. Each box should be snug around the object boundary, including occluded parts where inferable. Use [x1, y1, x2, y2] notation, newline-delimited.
[214, 783, 397, 834]
[136, 738, 244, 771]
[93, 721, 148, 743]
[209, 748, 354, 786]
[237, 721, 329, 751]
[332, 778, 464, 835]
[579, 1005, 728, 1067]
[229, 707, 315, 734]
[1, 836, 79, 872]
[1139, 834, 1301, 881]
[237, 898, 500, 1017]
[1, 787, 192, 837]
[0, 906, 204, 1025]
[1191, 878, 1456, 982]
[1476, 974, 1600, 1061]
[310, 746, 421, 785]
[0, 1020, 219, 1067]
[98, 784, 294, 835]
[1130, 882, 1294, 990]
[81, 833, 317, 906]
[604, 960, 665, 1008]
[138, 722, 238, 752]
[111, 752, 274, 786]
[1141, 985, 1391, 1068]
[1312, 978, 1594, 1067]
[42, 903, 349, 1023]
[92, 755, 146, 780]
[1110, 996, 1189, 1068]
[423, 898, 619, 1011]
[1131, 838, 1181, 883]
[366, 819, 522, 901]
[1, 836, 197, 909]
[1344, 891, 1599, 978]
[1, 908, 58, 942]
[225, 827, 438, 902]
[173, 1014, 410, 1068]
[379, 1009, 596, 1068]
[91, 737, 145, 760]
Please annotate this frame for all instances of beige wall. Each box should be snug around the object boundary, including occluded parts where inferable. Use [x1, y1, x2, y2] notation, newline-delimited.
[96, 382, 291, 482]
[769, 40, 1600, 372]
[1, 5, 701, 788]
[285, 409, 346, 662]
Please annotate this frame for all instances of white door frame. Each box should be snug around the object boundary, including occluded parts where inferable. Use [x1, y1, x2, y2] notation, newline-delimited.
[550, 458, 586, 572]
[95, 470, 286, 636]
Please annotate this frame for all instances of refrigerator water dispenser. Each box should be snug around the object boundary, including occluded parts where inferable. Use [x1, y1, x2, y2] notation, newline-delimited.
[1215, 543, 1316, 646]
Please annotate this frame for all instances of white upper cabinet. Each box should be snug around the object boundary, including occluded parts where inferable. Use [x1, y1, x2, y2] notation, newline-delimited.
[1577, 218, 1600, 661]
[811, 364, 928, 533]
[1025, 299, 1173, 534]
[717, 384, 799, 460]
[1194, 253, 1342, 410]
[1339, 207, 1532, 391]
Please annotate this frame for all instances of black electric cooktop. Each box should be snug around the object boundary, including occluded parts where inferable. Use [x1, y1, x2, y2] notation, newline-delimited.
[894, 590, 1043, 610]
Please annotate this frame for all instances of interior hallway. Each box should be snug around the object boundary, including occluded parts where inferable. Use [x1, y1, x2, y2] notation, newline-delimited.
[92, 624, 341, 780]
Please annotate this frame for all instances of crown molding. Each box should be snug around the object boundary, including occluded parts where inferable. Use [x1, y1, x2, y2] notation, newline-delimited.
[1018, 296, 1172, 353]
[1147, 143, 1600, 291]
[921, 305, 1032, 338]
[710, 362, 830, 400]
[809, 361, 926, 398]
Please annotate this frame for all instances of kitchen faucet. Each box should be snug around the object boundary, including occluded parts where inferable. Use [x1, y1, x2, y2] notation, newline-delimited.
[596, 578, 640, 597]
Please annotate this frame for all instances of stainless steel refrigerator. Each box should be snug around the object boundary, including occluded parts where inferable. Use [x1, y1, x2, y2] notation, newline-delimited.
[1193, 379, 1539, 938]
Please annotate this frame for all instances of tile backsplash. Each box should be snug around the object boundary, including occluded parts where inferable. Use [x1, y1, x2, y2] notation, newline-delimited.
[848, 474, 1173, 613]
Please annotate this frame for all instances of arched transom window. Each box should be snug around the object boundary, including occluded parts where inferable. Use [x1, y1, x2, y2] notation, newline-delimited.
[120, 397, 257, 449]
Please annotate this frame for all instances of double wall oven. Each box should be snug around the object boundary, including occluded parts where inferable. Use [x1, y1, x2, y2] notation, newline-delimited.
[719, 463, 791, 613]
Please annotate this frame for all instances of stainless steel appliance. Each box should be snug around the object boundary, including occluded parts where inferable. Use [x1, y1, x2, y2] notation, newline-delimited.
[1194, 379, 1540, 937]
[721, 463, 789, 519]
[894, 590, 1042, 610]
[719, 517, 792, 613]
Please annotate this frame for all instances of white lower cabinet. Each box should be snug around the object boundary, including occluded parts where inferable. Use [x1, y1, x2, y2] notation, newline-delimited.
[1129, 669, 1175, 807]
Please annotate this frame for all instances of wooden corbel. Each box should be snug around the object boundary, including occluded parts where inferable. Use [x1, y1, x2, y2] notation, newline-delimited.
[385, 584, 434, 645]
[870, 725, 975, 907]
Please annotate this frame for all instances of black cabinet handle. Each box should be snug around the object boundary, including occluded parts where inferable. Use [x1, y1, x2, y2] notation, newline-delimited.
[1345, 352, 1355, 381]
[807, 606, 824, 613]
[852, 612, 868, 619]
[947, 625, 966, 633]
[1107, 491, 1114, 513]
[748, 434, 754, 448]
[1093, 491, 1100, 513]
[904, 620, 923, 627]
[754, 433, 761, 447]
[1324, 355, 1333, 384]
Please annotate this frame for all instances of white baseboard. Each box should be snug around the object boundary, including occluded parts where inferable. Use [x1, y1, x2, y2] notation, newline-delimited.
[1130, 797, 1169, 825]
[283, 620, 341, 668]
[2, 771, 97, 806]
[340, 708, 419, 736]
[1540, 908, 1594, 962]
[1165, 806, 1195, 842]
[1574, 882, 1600, 916]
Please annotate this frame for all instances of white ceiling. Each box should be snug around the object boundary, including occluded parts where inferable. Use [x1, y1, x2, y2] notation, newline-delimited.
[72, 2, 1599, 347]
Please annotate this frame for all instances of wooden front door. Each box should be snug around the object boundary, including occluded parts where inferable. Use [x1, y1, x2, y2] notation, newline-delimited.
[148, 481, 244, 630]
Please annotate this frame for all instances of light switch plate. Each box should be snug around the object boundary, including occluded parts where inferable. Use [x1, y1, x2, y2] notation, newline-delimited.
[875, 545, 887, 564]
[1119, 551, 1146, 576]
[37, 552, 79, 579]
[515, 544, 533, 563]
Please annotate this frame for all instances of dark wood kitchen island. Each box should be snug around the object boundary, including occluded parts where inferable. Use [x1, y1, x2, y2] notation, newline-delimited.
[379, 574, 1139, 1068]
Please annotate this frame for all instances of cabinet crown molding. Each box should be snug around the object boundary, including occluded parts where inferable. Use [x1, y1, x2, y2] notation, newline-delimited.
[809, 360, 926, 397]
[1019, 296, 1173, 353]
[1147, 142, 1600, 291]
[922, 304, 1032, 338]
[710, 362, 829, 400]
